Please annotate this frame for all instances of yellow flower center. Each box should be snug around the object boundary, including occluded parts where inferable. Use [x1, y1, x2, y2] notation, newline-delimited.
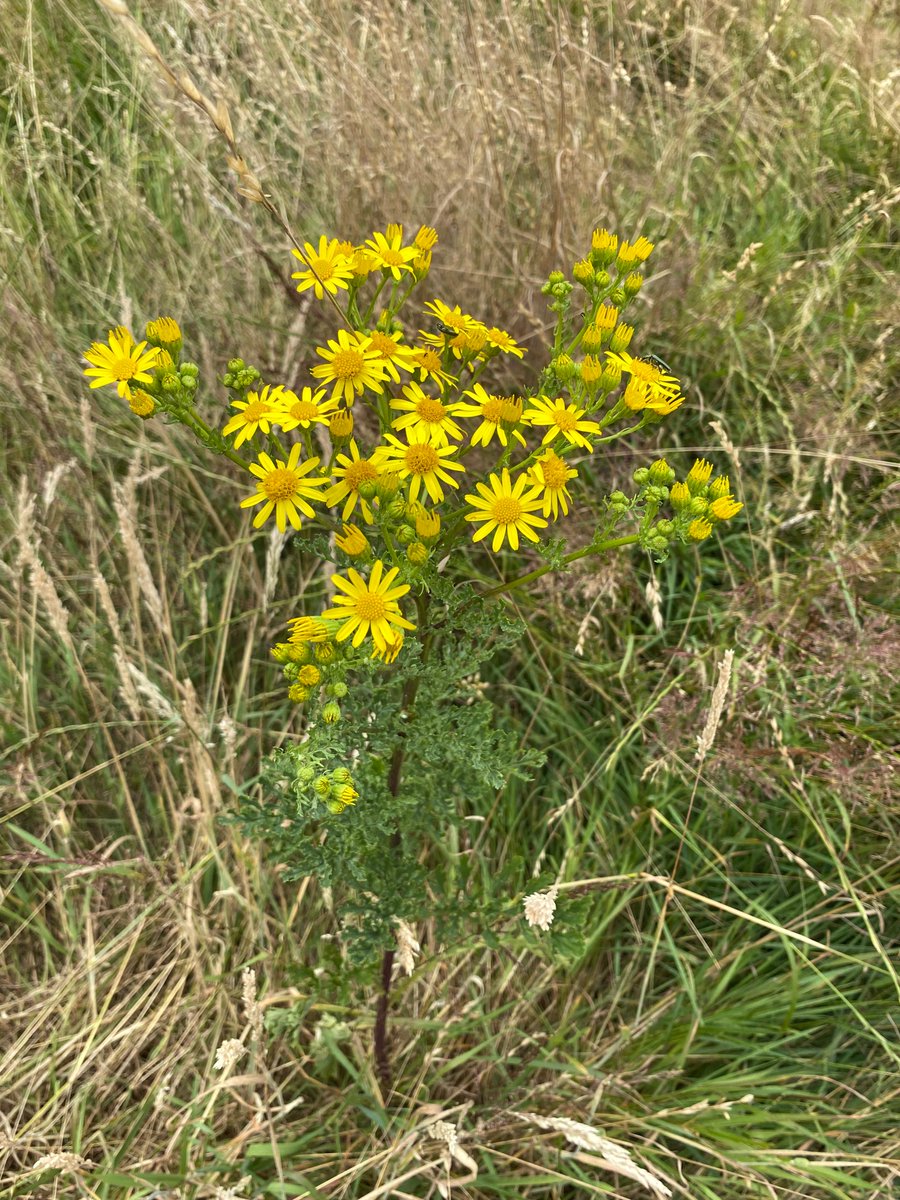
[311, 256, 335, 280]
[344, 459, 378, 489]
[369, 332, 398, 357]
[491, 497, 524, 525]
[262, 468, 299, 501]
[540, 455, 569, 489]
[405, 444, 440, 474]
[551, 407, 578, 432]
[110, 354, 138, 381]
[500, 397, 523, 422]
[289, 399, 320, 421]
[380, 248, 406, 267]
[355, 592, 389, 621]
[628, 358, 658, 384]
[416, 397, 446, 423]
[481, 396, 505, 424]
[242, 400, 271, 422]
[332, 349, 365, 380]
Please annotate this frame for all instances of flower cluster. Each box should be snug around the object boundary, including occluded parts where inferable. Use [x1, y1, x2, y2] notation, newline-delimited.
[83, 224, 745, 733]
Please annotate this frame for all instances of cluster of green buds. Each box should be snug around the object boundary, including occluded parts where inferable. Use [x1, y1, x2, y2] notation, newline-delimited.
[127, 318, 201, 420]
[221, 356, 262, 394]
[271, 617, 348, 720]
[626, 457, 743, 559]
[285, 745, 360, 816]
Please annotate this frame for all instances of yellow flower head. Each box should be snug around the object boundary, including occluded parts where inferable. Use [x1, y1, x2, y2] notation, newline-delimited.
[288, 616, 330, 644]
[291, 236, 354, 299]
[616, 240, 640, 270]
[581, 355, 604, 390]
[222, 384, 283, 448]
[410, 345, 458, 393]
[372, 630, 404, 664]
[484, 326, 525, 358]
[274, 385, 337, 433]
[670, 481, 692, 510]
[709, 495, 743, 522]
[632, 235, 654, 262]
[335, 523, 370, 557]
[414, 225, 439, 251]
[240, 444, 329, 532]
[595, 303, 620, 331]
[328, 407, 354, 442]
[365, 228, 419, 280]
[609, 323, 634, 353]
[366, 329, 420, 383]
[325, 440, 381, 523]
[591, 228, 618, 264]
[457, 383, 527, 448]
[298, 664, 322, 687]
[523, 395, 601, 452]
[390, 381, 466, 446]
[530, 449, 578, 520]
[605, 351, 681, 401]
[465, 468, 549, 553]
[414, 506, 441, 542]
[374, 430, 466, 504]
[145, 316, 182, 353]
[710, 474, 732, 500]
[311, 328, 387, 405]
[129, 389, 156, 418]
[321, 559, 416, 654]
[83, 327, 160, 398]
[688, 518, 713, 541]
[686, 458, 714, 494]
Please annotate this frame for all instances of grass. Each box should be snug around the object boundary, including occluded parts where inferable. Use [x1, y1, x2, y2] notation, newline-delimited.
[1, 0, 898, 1196]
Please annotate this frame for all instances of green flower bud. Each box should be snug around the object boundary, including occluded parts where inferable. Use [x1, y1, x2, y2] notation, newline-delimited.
[552, 353, 576, 381]
[610, 287, 628, 306]
[328, 681, 348, 698]
[161, 374, 181, 394]
[227, 358, 245, 373]
[623, 273, 643, 297]
[689, 497, 709, 518]
[386, 496, 407, 520]
[407, 541, 428, 565]
[396, 524, 416, 545]
[650, 536, 668, 552]
[648, 457, 676, 486]
[181, 374, 198, 392]
[331, 767, 353, 785]
[609, 490, 628, 505]
[357, 480, 377, 501]
[593, 269, 611, 289]
[222, 374, 235, 388]
[633, 467, 650, 485]
[322, 701, 341, 724]
[297, 765, 316, 783]
[180, 361, 199, 377]
[313, 775, 332, 797]
[656, 519, 675, 536]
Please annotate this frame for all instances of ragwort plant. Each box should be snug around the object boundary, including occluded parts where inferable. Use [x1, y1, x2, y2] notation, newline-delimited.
[83, 225, 743, 1084]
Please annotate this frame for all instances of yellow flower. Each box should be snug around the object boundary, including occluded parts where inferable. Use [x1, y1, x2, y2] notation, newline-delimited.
[372, 630, 404, 664]
[390, 382, 465, 446]
[335, 523, 370, 557]
[291, 236, 354, 299]
[457, 383, 527, 448]
[414, 225, 438, 251]
[240, 444, 329, 532]
[222, 385, 283, 448]
[321, 560, 416, 654]
[632, 235, 654, 261]
[129, 389, 156, 418]
[366, 329, 420, 383]
[465, 468, 548, 552]
[710, 474, 732, 500]
[274, 386, 337, 432]
[83, 327, 160, 398]
[287, 616, 330, 643]
[595, 304, 619, 331]
[365, 228, 419, 280]
[326, 440, 381, 523]
[591, 228, 618, 263]
[410, 346, 458, 393]
[374, 431, 465, 504]
[328, 408, 354, 442]
[709, 495, 743, 521]
[605, 351, 681, 401]
[686, 458, 714, 493]
[311, 328, 387, 405]
[423, 298, 476, 335]
[523, 395, 601, 451]
[145, 316, 182, 353]
[688, 518, 713, 541]
[413, 506, 441, 542]
[298, 664, 322, 686]
[530, 449, 578, 520]
[616, 241, 640, 270]
[670, 481, 691, 510]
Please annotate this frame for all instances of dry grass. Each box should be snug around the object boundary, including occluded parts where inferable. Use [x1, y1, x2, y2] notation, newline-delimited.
[1, 0, 898, 1196]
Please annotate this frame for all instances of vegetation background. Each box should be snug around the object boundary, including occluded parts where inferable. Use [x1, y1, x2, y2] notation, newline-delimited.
[2, 0, 897, 1196]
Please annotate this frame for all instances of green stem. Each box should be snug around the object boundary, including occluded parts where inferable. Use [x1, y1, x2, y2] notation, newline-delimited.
[182, 409, 252, 472]
[479, 534, 640, 599]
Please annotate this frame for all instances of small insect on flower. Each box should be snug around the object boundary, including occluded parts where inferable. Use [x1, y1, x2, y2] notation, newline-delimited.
[641, 353, 674, 375]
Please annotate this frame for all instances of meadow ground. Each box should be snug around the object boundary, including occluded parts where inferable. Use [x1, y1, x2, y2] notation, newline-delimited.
[1, 1, 898, 1197]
